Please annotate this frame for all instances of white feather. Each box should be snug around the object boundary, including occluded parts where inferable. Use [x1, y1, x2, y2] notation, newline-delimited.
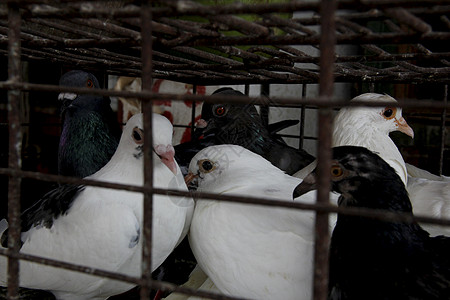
[325, 93, 450, 236]
[0, 113, 194, 300]
[187, 145, 334, 300]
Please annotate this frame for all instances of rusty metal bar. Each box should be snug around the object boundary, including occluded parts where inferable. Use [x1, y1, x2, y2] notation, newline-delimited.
[314, 0, 337, 299]
[384, 7, 432, 33]
[6, 2, 22, 299]
[0, 0, 448, 19]
[190, 84, 197, 141]
[140, 0, 154, 299]
[439, 85, 448, 175]
[0, 248, 249, 300]
[1, 167, 449, 228]
[3, 29, 450, 49]
[2, 81, 450, 110]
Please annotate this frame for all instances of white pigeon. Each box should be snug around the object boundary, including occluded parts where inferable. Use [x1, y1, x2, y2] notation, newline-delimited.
[332, 93, 414, 185]
[309, 92, 449, 236]
[0, 113, 194, 300]
[185, 144, 331, 300]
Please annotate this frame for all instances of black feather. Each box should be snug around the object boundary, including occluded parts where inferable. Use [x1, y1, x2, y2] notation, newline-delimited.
[328, 146, 450, 300]
[58, 71, 121, 178]
[1, 185, 84, 248]
[175, 88, 314, 176]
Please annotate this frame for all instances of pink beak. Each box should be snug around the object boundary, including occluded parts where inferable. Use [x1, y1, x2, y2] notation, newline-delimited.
[395, 117, 414, 138]
[154, 144, 177, 175]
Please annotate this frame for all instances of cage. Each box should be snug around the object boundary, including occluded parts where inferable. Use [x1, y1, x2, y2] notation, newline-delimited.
[0, 1, 449, 300]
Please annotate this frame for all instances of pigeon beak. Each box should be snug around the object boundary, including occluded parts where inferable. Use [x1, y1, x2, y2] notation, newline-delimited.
[202, 119, 218, 135]
[395, 117, 414, 138]
[195, 119, 208, 129]
[58, 93, 77, 101]
[154, 144, 177, 175]
[293, 172, 317, 198]
[184, 173, 198, 185]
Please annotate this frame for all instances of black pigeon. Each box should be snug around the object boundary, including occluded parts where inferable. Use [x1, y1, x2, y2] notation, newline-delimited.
[175, 87, 314, 176]
[201, 88, 314, 174]
[294, 146, 450, 300]
[58, 70, 122, 178]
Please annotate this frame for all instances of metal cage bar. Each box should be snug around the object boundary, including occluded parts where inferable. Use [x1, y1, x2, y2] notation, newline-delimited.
[0, 1, 449, 300]
[6, 2, 22, 299]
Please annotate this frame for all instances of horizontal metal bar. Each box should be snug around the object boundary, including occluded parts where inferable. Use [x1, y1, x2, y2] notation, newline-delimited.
[0, 81, 450, 110]
[1, 168, 449, 227]
[1, 0, 448, 19]
[0, 249, 250, 300]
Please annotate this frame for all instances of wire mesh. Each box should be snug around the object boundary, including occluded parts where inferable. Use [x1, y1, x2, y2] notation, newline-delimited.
[0, 1, 449, 300]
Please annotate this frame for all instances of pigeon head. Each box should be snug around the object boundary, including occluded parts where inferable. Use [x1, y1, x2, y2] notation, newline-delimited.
[198, 88, 261, 140]
[116, 113, 178, 174]
[333, 93, 414, 145]
[294, 146, 411, 212]
[185, 144, 274, 191]
[58, 70, 101, 112]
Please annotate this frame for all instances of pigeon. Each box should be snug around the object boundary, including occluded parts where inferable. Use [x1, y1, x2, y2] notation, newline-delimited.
[0, 113, 194, 300]
[174, 88, 313, 177]
[295, 93, 450, 236]
[331, 93, 414, 186]
[58, 70, 122, 178]
[185, 144, 328, 300]
[197, 88, 315, 175]
[294, 145, 450, 300]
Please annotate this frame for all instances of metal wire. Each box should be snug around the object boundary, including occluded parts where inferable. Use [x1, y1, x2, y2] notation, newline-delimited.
[0, 1, 449, 300]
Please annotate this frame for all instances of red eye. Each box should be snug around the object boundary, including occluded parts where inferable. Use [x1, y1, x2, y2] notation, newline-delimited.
[215, 105, 226, 116]
[86, 79, 94, 88]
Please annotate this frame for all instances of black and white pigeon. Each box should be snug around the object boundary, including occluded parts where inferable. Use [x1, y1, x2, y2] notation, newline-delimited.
[58, 70, 122, 178]
[0, 113, 194, 300]
[176, 87, 314, 176]
[294, 145, 450, 300]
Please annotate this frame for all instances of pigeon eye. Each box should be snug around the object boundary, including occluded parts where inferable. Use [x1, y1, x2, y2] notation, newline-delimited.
[214, 105, 226, 117]
[331, 164, 344, 178]
[86, 79, 94, 88]
[198, 159, 216, 173]
[382, 107, 396, 120]
[132, 127, 144, 144]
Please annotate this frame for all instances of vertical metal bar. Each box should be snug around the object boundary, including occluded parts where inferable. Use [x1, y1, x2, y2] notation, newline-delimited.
[244, 84, 249, 96]
[439, 85, 448, 175]
[190, 85, 197, 141]
[260, 84, 270, 128]
[7, 2, 22, 299]
[315, 1, 336, 300]
[140, 1, 154, 299]
[299, 83, 307, 149]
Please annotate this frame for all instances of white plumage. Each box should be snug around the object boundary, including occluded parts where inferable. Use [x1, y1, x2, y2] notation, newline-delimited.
[329, 93, 449, 236]
[186, 144, 324, 300]
[332, 93, 414, 185]
[0, 113, 194, 300]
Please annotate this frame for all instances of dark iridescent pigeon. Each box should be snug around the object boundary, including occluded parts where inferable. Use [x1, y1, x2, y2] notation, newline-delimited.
[58, 70, 122, 178]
